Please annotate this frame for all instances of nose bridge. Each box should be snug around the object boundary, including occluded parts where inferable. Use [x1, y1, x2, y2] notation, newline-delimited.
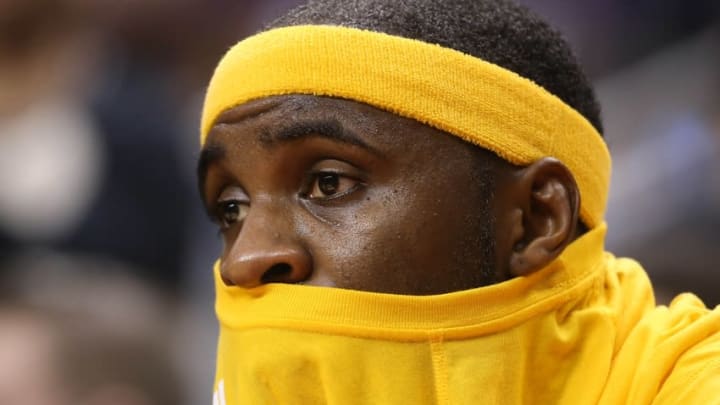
[221, 198, 312, 288]
[244, 197, 289, 244]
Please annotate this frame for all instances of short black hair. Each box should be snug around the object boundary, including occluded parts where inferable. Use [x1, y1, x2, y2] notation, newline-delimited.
[268, 0, 603, 134]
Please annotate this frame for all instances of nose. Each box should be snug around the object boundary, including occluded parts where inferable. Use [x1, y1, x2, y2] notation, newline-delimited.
[221, 207, 312, 288]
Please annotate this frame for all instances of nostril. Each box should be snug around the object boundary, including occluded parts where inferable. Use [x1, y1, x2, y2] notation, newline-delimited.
[221, 274, 236, 286]
[261, 263, 293, 283]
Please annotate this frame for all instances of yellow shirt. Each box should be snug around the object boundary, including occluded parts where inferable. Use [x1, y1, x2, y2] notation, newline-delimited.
[213, 225, 720, 404]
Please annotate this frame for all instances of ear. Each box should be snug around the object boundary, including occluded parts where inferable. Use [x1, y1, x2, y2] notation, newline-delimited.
[502, 158, 580, 277]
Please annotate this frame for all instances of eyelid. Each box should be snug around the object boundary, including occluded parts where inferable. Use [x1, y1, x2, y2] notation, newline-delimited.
[209, 185, 250, 223]
[308, 159, 366, 179]
[302, 167, 367, 203]
[216, 184, 250, 203]
[311, 174, 361, 194]
[202, 166, 245, 210]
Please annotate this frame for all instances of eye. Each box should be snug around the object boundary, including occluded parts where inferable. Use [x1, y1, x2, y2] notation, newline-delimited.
[218, 200, 248, 227]
[307, 172, 361, 200]
[213, 186, 249, 229]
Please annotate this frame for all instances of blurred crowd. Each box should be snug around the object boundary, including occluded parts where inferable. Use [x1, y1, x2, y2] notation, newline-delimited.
[0, 0, 718, 404]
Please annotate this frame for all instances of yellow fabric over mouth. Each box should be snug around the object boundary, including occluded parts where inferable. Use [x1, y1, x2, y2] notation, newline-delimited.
[212, 224, 720, 404]
[200, 24, 611, 228]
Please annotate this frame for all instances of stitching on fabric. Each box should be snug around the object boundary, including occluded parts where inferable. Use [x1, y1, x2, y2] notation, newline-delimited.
[429, 333, 450, 405]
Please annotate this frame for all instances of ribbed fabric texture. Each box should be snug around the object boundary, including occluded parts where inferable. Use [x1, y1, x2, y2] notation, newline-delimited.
[213, 225, 720, 404]
[215, 227, 607, 341]
[200, 25, 611, 228]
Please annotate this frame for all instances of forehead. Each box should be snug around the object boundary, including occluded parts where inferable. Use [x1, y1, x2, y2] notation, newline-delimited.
[206, 94, 444, 151]
[199, 94, 507, 193]
[199, 95, 507, 202]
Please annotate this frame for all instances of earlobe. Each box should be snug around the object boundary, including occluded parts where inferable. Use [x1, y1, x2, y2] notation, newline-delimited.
[507, 158, 580, 277]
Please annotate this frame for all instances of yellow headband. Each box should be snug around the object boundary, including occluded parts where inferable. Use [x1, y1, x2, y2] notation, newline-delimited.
[200, 25, 611, 228]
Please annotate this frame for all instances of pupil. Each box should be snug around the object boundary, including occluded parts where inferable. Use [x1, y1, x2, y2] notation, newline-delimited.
[319, 174, 339, 195]
[223, 202, 239, 222]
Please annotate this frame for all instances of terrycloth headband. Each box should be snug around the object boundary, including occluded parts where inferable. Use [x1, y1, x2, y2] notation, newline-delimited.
[201, 25, 611, 228]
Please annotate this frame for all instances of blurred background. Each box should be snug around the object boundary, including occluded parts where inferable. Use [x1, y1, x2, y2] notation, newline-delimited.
[0, 0, 718, 403]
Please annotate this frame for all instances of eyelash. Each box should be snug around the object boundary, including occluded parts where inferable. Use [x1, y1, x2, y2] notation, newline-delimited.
[303, 171, 365, 202]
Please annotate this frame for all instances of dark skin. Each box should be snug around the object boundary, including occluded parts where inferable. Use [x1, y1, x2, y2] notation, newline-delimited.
[198, 95, 580, 295]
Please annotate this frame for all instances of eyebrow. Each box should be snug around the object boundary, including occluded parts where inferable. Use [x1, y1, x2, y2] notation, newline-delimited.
[259, 118, 379, 154]
[196, 118, 381, 199]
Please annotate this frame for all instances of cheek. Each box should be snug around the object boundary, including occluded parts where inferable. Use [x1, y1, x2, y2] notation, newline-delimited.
[299, 183, 478, 293]
[290, 186, 414, 291]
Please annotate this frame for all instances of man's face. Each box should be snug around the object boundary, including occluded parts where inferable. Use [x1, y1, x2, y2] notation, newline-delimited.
[199, 95, 506, 295]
